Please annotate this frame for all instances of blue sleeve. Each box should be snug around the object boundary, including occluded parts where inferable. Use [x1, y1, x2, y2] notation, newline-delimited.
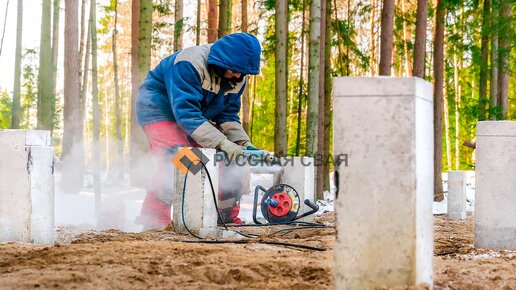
[164, 61, 207, 135]
[213, 81, 246, 125]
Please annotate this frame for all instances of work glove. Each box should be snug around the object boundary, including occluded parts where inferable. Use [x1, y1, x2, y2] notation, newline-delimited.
[219, 139, 243, 160]
[241, 141, 260, 150]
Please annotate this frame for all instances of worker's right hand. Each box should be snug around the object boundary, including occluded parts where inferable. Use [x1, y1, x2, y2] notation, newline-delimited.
[218, 139, 243, 161]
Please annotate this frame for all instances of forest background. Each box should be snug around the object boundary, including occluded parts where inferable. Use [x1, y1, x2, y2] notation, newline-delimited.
[0, 0, 514, 200]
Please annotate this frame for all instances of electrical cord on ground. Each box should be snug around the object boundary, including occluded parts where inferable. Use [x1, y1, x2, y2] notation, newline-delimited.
[224, 221, 329, 227]
[270, 225, 330, 236]
[180, 239, 327, 252]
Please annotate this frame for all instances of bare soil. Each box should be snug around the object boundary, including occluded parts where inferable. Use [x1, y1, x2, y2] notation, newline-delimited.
[0, 215, 514, 289]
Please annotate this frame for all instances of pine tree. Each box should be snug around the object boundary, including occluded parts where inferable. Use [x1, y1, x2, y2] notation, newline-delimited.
[379, 0, 395, 75]
[274, 0, 288, 156]
[11, 0, 23, 129]
[306, 0, 321, 157]
[37, 0, 53, 130]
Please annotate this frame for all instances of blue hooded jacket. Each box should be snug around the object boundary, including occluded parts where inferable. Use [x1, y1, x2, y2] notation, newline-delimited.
[135, 33, 261, 142]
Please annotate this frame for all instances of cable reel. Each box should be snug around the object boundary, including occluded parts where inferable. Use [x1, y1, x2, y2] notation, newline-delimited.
[253, 184, 319, 224]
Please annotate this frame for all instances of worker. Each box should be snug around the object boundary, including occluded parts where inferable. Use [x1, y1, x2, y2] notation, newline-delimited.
[135, 32, 262, 229]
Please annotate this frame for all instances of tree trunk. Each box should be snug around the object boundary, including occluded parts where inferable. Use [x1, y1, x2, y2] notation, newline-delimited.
[453, 28, 462, 170]
[323, 0, 332, 193]
[497, 0, 511, 119]
[81, 16, 90, 124]
[306, 0, 321, 157]
[0, 0, 10, 57]
[443, 79, 451, 170]
[296, 0, 307, 156]
[241, 0, 247, 32]
[11, 0, 22, 129]
[478, 0, 490, 121]
[37, 0, 53, 130]
[130, 0, 151, 186]
[208, 0, 218, 42]
[379, 0, 395, 75]
[50, 0, 60, 133]
[78, 0, 86, 95]
[174, 0, 183, 51]
[489, 1, 498, 118]
[90, 0, 101, 218]
[196, 0, 201, 45]
[241, 0, 250, 133]
[333, 0, 345, 76]
[218, 0, 229, 38]
[113, 0, 124, 180]
[274, 0, 288, 156]
[401, 0, 412, 76]
[433, 0, 445, 201]
[62, 0, 83, 194]
[370, 0, 376, 75]
[316, 0, 326, 199]
[412, 0, 428, 78]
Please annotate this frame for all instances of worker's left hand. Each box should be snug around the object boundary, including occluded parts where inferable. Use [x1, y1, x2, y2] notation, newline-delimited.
[241, 141, 260, 150]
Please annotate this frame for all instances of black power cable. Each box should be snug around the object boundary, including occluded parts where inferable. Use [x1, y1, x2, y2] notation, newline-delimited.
[179, 156, 326, 251]
[180, 239, 326, 252]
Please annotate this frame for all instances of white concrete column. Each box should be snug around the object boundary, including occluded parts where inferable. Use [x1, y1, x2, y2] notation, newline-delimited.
[279, 157, 315, 221]
[333, 77, 434, 289]
[0, 130, 55, 244]
[172, 148, 219, 234]
[447, 171, 467, 219]
[475, 121, 516, 250]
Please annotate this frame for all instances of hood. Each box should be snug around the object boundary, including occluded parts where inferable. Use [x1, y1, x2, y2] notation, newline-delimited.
[207, 33, 261, 75]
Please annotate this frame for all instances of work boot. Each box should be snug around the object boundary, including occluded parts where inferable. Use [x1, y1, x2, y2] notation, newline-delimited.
[138, 190, 171, 230]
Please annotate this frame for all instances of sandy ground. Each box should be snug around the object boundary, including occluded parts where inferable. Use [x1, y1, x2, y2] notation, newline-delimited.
[0, 214, 514, 289]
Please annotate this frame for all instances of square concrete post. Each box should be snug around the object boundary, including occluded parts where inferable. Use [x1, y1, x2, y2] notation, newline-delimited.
[172, 148, 219, 234]
[475, 121, 516, 250]
[279, 157, 315, 222]
[447, 171, 467, 219]
[333, 77, 434, 289]
[0, 130, 55, 244]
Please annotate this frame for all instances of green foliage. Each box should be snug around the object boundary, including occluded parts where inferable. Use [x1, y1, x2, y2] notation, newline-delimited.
[151, 1, 174, 54]
[0, 90, 12, 129]
[21, 49, 39, 129]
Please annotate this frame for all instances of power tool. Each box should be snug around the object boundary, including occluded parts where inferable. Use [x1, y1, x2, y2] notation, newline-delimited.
[252, 184, 319, 224]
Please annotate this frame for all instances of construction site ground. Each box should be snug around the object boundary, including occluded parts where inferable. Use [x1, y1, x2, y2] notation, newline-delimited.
[0, 214, 514, 289]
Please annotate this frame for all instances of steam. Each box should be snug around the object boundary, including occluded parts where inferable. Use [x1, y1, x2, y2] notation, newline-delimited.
[55, 137, 156, 233]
